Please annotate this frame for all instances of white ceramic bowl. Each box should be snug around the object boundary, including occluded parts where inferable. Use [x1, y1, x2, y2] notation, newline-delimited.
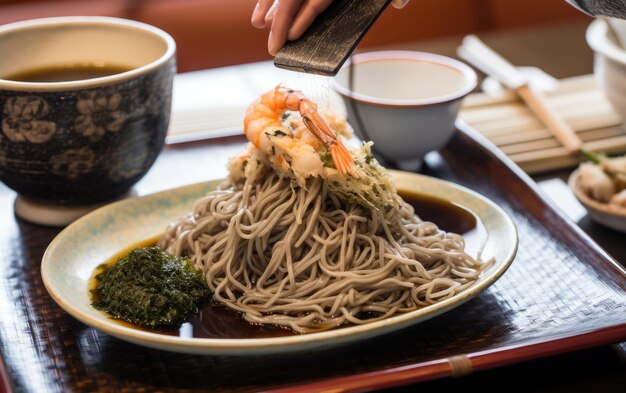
[568, 169, 626, 233]
[587, 19, 626, 122]
[333, 51, 477, 170]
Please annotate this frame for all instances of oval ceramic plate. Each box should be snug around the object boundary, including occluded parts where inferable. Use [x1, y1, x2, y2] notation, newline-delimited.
[42, 171, 517, 355]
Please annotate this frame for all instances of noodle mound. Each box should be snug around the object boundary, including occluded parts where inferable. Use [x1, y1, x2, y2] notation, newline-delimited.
[159, 172, 488, 333]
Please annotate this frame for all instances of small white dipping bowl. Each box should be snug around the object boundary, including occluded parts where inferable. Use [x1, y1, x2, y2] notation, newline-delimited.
[587, 19, 626, 122]
[333, 51, 476, 170]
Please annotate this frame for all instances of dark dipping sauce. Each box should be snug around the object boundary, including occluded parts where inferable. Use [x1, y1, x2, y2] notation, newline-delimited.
[4, 63, 132, 82]
[90, 191, 483, 339]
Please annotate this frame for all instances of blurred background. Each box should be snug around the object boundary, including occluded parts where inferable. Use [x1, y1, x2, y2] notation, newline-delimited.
[0, 0, 591, 72]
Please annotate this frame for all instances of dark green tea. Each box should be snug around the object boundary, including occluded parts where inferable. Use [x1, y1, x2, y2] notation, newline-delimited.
[3, 63, 132, 82]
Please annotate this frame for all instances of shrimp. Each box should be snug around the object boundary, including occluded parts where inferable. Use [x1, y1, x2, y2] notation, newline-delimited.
[243, 85, 355, 180]
[285, 110, 353, 142]
[233, 85, 397, 209]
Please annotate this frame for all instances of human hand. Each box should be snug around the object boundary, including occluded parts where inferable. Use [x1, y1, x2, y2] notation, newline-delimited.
[252, 0, 410, 56]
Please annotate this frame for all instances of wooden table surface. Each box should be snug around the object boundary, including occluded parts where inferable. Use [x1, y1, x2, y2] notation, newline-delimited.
[1, 20, 625, 392]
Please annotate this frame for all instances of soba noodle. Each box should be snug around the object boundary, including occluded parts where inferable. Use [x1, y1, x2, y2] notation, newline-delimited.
[159, 171, 490, 333]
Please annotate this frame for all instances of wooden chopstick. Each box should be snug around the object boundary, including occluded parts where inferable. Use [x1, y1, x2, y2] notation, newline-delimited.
[458, 35, 584, 154]
[457, 74, 626, 174]
[462, 74, 598, 110]
[514, 84, 582, 153]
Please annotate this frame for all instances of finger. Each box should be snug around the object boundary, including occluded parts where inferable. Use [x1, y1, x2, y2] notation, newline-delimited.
[269, 0, 305, 55]
[265, 4, 277, 25]
[391, 0, 409, 9]
[287, 0, 333, 41]
[252, 0, 275, 28]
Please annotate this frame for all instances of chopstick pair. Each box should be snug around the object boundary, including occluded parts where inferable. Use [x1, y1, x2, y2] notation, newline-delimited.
[457, 35, 583, 154]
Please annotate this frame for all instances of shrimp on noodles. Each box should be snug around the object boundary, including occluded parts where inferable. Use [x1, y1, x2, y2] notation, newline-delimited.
[229, 85, 396, 209]
[243, 84, 355, 178]
[159, 84, 493, 334]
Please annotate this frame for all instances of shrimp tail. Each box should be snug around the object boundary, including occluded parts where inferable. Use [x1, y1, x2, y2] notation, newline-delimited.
[299, 100, 356, 176]
[329, 140, 356, 176]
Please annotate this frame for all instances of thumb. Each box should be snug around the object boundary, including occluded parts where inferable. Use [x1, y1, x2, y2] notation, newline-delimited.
[391, 0, 409, 9]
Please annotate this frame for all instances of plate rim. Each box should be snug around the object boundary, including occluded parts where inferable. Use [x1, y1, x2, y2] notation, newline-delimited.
[41, 171, 518, 354]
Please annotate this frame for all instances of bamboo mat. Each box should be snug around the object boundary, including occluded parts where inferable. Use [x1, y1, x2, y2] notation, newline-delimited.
[460, 74, 625, 174]
[167, 74, 624, 174]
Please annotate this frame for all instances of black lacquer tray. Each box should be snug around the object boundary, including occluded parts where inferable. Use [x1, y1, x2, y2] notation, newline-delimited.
[0, 123, 624, 392]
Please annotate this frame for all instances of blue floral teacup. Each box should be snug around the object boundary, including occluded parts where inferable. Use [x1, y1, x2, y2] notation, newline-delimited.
[0, 16, 175, 221]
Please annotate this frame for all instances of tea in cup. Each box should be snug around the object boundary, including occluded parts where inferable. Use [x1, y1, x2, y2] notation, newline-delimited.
[0, 16, 176, 225]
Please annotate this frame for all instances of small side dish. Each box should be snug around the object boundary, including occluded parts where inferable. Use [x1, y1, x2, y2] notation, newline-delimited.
[569, 151, 626, 232]
[577, 151, 626, 207]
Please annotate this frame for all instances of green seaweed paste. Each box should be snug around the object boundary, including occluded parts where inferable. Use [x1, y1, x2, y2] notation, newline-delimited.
[92, 246, 211, 328]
